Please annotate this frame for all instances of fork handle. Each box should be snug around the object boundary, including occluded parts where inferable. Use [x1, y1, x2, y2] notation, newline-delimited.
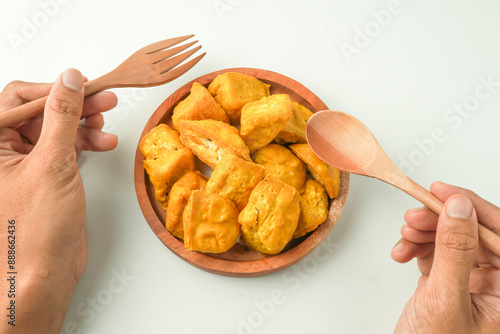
[0, 78, 106, 129]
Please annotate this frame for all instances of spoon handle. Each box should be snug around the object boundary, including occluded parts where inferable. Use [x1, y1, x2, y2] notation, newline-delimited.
[402, 177, 500, 258]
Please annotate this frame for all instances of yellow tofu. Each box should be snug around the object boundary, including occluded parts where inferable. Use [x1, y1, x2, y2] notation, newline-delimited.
[165, 171, 208, 239]
[240, 94, 292, 153]
[293, 180, 329, 238]
[238, 176, 300, 255]
[183, 190, 240, 253]
[274, 102, 314, 144]
[172, 82, 229, 131]
[289, 144, 341, 199]
[252, 143, 306, 193]
[140, 124, 195, 208]
[206, 155, 265, 211]
[179, 119, 251, 169]
[208, 72, 270, 122]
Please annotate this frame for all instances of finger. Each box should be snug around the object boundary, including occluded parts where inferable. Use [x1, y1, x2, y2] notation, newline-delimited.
[80, 113, 104, 130]
[81, 91, 118, 118]
[391, 239, 435, 265]
[430, 195, 478, 294]
[431, 181, 500, 234]
[0, 80, 53, 111]
[401, 225, 436, 244]
[416, 252, 435, 276]
[473, 245, 499, 269]
[0, 128, 24, 153]
[14, 90, 117, 146]
[469, 267, 500, 296]
[12, 116, 44, 146]
[35, 68, 84, 161]
[75, 127, 118, 152]
[404, 206, 438, 232]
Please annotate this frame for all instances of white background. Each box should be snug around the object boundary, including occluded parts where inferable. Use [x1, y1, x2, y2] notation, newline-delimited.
[1, 1, 500, 333]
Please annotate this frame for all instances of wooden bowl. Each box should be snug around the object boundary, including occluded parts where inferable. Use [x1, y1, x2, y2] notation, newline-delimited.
[134, 68, 350, 277]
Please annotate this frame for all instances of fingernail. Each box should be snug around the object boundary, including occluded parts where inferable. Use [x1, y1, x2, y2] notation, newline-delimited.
[392, 241, 405, 253]
[446, 196, 473, 218]
[62, 68, 83, 91]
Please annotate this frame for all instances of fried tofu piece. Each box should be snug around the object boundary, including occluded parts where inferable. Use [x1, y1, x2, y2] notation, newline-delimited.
[293, 180, 329, 238]
[165, 171, 208, 239]
[183, 190, 240, 253]
[179, 119, 251, 169]
[172, 82, 229, 132]
[240, 94, 292, 153]
[206, 155, 265, 211]
[239, 177, 300, 255]
[140, 124, 195, 208]
[207, 72, 270, 122]
[289, 144, 341, 199]
[252, 144, 306, 193]
[273, 102, 314, 145]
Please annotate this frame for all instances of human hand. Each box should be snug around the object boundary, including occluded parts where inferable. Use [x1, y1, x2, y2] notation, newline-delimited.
[0, 69, 117, 333]
[391, 182, 500, 334]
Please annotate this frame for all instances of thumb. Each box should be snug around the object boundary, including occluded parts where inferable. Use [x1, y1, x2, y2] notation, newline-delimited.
[37, 68, 84, 159]
[430, 195, 478, 294]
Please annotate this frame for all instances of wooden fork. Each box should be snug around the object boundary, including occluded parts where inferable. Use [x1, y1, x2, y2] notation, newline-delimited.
[0, 34, 206, 128]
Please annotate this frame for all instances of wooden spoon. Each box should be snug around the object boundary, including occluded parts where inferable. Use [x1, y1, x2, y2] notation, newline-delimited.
[306, 110, 500, 258]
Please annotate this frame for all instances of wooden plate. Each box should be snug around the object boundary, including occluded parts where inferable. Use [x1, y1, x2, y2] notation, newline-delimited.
[134, 68, 350, 277]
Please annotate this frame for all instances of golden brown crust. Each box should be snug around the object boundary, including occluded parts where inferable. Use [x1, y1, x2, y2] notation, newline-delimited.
[252, 144, 306, 193]
[207, 72, 270, 123]
[172, 82, 229, 131]
[273, 101, 314, 145]
[293, 180, 329, 238]
[140, 124, 195, 208]
[238, 176, 300, 255]
[240, 94, 292, 153]
[206, 155, 265, 211]
[289, 144, 341, 199]
[183, 190, 240, 253]
[179, 119, 251, 169]
[165, 171, 208, 239]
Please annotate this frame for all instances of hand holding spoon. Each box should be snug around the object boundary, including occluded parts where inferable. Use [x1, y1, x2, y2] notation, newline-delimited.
[305, 110, 500, 258]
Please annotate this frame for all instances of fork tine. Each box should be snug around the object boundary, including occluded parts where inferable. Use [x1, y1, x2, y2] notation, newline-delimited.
[160, 52, 206, 83]
[155, 45, 203, 75]
[149, 40, 198, 64]
[142, 34, 194, 54]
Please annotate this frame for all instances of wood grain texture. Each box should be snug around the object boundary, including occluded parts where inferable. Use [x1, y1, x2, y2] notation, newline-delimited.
[134, 68, 350, 277]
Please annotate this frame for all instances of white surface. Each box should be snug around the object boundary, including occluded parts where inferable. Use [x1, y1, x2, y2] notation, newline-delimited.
[1, 1, 500, 333]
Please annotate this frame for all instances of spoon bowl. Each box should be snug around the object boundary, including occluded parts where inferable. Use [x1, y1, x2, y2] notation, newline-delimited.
[305, 111, 381, 177]
[306, 110, 500, 258]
